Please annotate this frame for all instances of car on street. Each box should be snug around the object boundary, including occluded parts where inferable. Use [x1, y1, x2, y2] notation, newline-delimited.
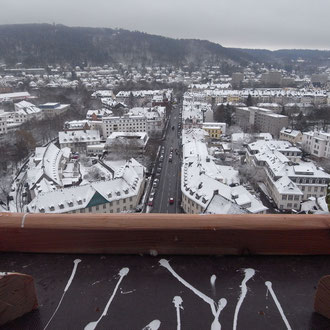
[147, 198, 154, 206]
[169, 197, 174, 204]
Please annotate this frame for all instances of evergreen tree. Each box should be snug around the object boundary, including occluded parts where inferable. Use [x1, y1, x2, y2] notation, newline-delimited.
[246, 94, 253, 107]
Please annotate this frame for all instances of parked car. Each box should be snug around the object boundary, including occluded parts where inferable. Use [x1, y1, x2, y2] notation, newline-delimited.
[147, 198, 154, 207]
[169, 197, 174, 204]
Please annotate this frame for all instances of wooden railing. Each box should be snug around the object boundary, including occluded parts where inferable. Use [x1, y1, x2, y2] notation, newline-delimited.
[0, 212, 329, 255]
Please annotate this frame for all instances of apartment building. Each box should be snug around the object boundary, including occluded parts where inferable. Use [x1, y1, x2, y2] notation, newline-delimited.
[301, 131, 330, 158]
[102, 115, 147, 137]
[246, 139, 330, 211]
[202, 122, 226, 139]
[9, 101, 43, 124]
[0, 110, 9, 135]
[236, 107, 289, 138]
[101, 107, 165, 138]
[279, 128, 303, 145]
[181, 129, 267, 215]
[39, 103, 70, 117]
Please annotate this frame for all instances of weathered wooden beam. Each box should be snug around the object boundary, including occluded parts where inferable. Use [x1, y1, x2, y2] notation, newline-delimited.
[0, 272, 38, 326]
[0, 212, 329, 255]
[314, 275, 330, 319]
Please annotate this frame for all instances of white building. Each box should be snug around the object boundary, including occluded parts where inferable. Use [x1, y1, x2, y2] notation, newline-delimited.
[105, 132, 149, 151]
[27, 158, 145, 214]
[246, 139, 330, 211]
[0, 110, 9, 135]
[26, 143, 79, 199]
[181, 128, 267, 214]
[301, 131, 330, 158]
[39, 103, 70, 117]
[9, 101, 43, 124]
[279, 128, 303, 145]
[59, 130, 101, 153]
[101, 106, 166, 138]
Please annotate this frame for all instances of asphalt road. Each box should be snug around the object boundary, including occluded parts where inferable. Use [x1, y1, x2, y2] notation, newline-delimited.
[150, 105, 182, 213]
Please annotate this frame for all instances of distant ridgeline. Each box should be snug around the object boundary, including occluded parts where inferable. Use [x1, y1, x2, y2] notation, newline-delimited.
[1, 24, 329, 68]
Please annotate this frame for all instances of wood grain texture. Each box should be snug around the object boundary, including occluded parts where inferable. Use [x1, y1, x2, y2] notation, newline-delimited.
[0, 212, 329, 255]
[314, 275, 330, 319]
[0, 272, 38, 326]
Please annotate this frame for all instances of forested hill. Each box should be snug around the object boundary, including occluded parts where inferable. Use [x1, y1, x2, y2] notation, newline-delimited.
[0, 24, 254, 67]
[0, 24, 329, 69]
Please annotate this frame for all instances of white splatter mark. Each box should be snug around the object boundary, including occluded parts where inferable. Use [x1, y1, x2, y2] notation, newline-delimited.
[142, 319, 161, 330]
[265, 281, 292, 330]
[159, 259, 227, 330]
[84, 267, 129, 330]
[173, 296, 183, 330]
[149, 249, 158, 256]
[44, 259, 81, 330]
[92, 281, 100, 286]
[233, 268, 255, 330]
[120, 288, 136, 295]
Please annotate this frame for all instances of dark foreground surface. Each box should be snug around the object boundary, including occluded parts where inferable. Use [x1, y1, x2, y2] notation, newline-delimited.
[1, 253, 330, 330]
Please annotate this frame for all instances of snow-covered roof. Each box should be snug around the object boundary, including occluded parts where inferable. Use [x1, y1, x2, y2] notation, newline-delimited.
[59, 130, 101, 144]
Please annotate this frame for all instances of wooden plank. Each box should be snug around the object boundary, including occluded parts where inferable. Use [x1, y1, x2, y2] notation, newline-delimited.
[314, 275, 330, 319]
[0, 212, 329, 255]
[0, 272, 38, 326]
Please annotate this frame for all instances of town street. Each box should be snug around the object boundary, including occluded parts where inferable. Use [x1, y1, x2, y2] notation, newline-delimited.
[150, 104, 182, 213]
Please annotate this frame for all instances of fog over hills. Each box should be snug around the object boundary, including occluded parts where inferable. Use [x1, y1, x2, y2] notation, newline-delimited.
[0, 24, 330, 68]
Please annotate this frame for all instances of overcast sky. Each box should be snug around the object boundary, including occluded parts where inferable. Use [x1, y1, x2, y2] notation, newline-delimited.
[1, 0, 329, 50]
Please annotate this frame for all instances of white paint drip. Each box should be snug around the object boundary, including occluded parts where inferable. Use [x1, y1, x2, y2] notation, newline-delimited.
[159, 259, 227, 330]
[142, 319, 161, 330]
[210, 274, 217, 296]
[211, 298, 227, 330]
[44, 259, 81, 330]
[173, 296, 183, 330]
[84, 267, 129, 330]
[21, 213, 29, 228]
[210, 275, 217, 287]
[265, 281, 292, 330]
[233, 268, 255, 330]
